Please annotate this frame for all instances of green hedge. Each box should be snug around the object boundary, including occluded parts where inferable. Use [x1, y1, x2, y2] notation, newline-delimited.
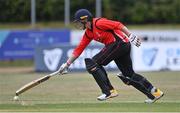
[0, 0, 180, 24]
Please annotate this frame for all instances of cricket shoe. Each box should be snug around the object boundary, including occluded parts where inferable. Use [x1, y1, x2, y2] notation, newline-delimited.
[110, 89, 119, 97]
[145, 88, 164, 104]
[97, 89, 118, 101]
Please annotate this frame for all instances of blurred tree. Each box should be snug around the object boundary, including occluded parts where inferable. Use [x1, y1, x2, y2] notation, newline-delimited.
[102, 0, 113, 19]
[0, 0, 30, 22]
[105, 0, 137, 23]
[125, 0, 149, 24]
[36, 0, 64, 22]
[0, 0, 180, 24]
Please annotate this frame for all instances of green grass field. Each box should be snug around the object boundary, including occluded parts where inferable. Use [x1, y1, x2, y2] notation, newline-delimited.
[0, 71, 180, 112]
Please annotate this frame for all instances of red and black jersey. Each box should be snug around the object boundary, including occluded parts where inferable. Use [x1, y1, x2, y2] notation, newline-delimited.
[73, 18, 129, 57]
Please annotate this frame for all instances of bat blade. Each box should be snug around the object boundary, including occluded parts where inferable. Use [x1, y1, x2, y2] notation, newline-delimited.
[15, 75, 51, 96]
[15, 70, 59, 96]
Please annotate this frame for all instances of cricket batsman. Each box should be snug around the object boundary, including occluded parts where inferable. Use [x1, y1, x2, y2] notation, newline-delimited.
[58, 9, 164, 103]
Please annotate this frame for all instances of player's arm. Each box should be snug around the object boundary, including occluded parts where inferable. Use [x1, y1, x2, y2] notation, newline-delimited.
[58, 33, 92, 74]
[121, 26, 141, 47]
[96, 18, 141, 47]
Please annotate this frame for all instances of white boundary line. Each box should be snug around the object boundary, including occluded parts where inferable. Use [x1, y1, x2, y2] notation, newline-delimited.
[0, 112, 180, 113]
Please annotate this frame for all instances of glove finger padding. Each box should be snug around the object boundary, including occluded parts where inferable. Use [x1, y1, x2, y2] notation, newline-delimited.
[134, 38, 141, 47]
[129, 34, 141, 47]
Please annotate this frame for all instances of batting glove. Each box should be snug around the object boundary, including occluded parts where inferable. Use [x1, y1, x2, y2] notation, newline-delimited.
[128, 34, 141, 47]
[58, 63, 69, 75]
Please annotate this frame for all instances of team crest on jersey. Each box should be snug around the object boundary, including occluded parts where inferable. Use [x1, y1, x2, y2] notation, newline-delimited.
[43, 48, 63, 71]
[142, 48, 158, 66]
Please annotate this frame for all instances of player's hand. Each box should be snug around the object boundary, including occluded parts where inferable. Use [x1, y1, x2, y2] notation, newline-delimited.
[58, 63, 69, 75]
[128, 34, 141, 47]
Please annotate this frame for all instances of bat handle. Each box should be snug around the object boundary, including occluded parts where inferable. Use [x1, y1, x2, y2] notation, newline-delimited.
[49, 70, 59, 77]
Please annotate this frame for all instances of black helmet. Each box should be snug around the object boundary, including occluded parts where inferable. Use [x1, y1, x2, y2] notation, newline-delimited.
[74, 9, 92, 22]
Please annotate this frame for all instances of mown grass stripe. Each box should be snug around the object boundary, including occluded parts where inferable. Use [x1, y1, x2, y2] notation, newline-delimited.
[0, 103, 180, 112]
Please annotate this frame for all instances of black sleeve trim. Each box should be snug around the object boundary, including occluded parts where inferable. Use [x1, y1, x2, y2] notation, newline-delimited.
[94, 18, 104, 31]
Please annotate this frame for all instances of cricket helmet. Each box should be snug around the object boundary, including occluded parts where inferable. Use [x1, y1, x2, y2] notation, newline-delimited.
[74, 9, 92, 22]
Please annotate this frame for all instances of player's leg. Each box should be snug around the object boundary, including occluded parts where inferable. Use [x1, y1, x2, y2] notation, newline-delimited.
[85, 58, 115, 101]
[117, 72, 155, 99]
[85, 42, 121, 100]
[92, 41, 127, 92]
[114, 44, 163, 103]
[93, 42, 126, 100]
[99, 65, 118, 98]
[99, 65, 114, 90]
[114, 44, 154, 99]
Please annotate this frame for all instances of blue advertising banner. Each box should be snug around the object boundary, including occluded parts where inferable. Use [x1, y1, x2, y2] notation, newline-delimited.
[35, 45, 118, 72]
[0, 29, 70, 60]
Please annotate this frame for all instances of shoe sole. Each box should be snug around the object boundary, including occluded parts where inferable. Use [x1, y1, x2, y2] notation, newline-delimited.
[97, 94, 118, 101]
[153, 93, 164, 103]
[109, 94, 119, 98]
[145, 93, 164, 104]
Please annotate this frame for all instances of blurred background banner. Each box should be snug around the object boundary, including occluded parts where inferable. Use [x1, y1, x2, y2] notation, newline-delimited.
[131, 30, 180, 71]
[34, 29, 180, 72]
[35, 45, 117, 72]
[0, 29, 70, 60]
[1, 29, 180, 72]
[133, 42, 180, 71]
[131, 30, 180, 42]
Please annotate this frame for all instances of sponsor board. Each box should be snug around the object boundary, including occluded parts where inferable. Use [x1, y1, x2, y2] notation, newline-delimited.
[71, 30, 180, 45]
[35, 45, 117, 72]
[131, 30, 180, 42]
[35, 43, 180, 72]
[0, 29, 70, 60]
[43, 48, 63, 71]
[132, 42, 180, 71]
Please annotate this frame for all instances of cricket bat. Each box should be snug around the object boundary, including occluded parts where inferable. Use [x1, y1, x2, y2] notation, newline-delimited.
[15, 70, 59, 96]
